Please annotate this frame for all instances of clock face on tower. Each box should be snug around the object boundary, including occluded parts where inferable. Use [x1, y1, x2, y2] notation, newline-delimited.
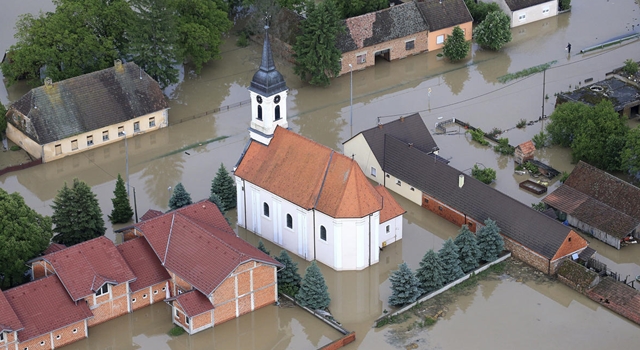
[256, 96, 262, 104]
[274, 95, 281, 104]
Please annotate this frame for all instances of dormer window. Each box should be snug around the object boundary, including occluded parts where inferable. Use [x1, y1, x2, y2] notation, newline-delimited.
[95, 284, 109, 296]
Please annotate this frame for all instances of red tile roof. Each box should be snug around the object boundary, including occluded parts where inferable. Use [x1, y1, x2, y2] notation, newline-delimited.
[4, 275, 92, 342]
[140, 209, 164, 222]
[117, 238, 170, 293]
[43, 243, 67, 255]
[169, 290, 214, 317]
[516, 140, 536, 155]
[0, 292, 23, 333]
[375, 185, 406, 223]
[38, 236, 136, 301]
[136, 200, 282, 296]
[236, 127, 383, 218]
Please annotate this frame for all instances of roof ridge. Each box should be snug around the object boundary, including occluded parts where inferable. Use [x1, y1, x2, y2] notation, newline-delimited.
[163, 213, 176, 265]
[314, 150, 334, 209]
[175, 212, 248, 260]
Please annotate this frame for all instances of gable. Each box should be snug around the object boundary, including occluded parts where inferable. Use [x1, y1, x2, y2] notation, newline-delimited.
[505, 0, 555, 11]
[552, 230, 588, 261]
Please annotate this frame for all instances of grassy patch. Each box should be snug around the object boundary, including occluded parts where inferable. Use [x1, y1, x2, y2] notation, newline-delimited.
[10, 145, 20, 151]
[498, 60, 557, 83]
[375, 313, 410, 328]
[168, 326, 185, 337]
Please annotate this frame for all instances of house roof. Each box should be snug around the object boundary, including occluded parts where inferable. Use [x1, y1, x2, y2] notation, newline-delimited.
[375, 185, 406, 223]
[352, 113, 439, 168]
[516, 140, 536, 154]
[168, 290, 214, 318]
[416, 0, 473, 32]
[37, 236, 137, 301]
[9, 62, 168, 145]
[4, 275, 92, 342]
[336, 2, 428, 53]
[42, 243, 66, 255]
[556, 77, 640, 112]
[117, 237, 171, 293]
[0, 292, 23, 333]
[140, 209, 164, 222]
[236, 127, 386, 218]
[135, 200, 282, 296]
[249, 27, 288, 97]
[505, 0, 555, 11]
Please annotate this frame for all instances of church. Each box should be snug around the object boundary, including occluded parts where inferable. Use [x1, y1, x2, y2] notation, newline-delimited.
[234, 27, 405, 271]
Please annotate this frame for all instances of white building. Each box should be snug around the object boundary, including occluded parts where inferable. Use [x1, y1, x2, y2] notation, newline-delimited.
[490, 0, 558, 28]
[234, 28, 405, 271]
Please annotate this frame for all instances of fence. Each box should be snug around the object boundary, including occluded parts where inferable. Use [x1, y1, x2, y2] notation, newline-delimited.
[0, 157, 42, 177]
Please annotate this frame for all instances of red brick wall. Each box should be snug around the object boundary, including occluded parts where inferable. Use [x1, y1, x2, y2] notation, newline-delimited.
[173, 303, 188, 330]
[319, 332, 356, 350]
[503, 237, 550, 274]
[31, 260, 55, 280]
[237, 271, 251, 296]
[253, 264, 276, 289]
[254, 285, 276, 309]
[191, 311, 212, 332]
[1, 331, 18, 350]
[213, 301, 236, 326]
[237, 295, 251, 316]
[170, 272, 193, 295]
[88, 282, 130, 326]
[130, 281, 168, 311]
[212, 278, 235, 305]
[421, 194, 480, 232]
[17, 320, 87, 350]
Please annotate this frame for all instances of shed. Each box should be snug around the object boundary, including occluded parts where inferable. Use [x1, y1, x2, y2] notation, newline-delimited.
[515, 140, 535, 164]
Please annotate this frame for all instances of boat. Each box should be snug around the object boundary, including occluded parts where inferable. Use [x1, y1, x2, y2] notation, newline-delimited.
[519, 179, 548, 195]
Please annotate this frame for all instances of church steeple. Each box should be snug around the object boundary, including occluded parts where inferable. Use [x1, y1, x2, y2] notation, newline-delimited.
[248, 26, 289, 145]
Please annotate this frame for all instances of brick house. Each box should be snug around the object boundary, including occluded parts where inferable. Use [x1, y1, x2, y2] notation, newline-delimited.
[415, 0, 473, 51]
[344, 113, 589, 274]
[514, 140, 536, 164]
[130, 201, 283, 334]
[30, 236, 137, 326]
[2, 275, 93, 350]
[543, 161, 640, 249]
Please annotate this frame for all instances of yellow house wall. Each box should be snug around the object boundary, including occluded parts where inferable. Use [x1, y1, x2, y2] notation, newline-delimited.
[6, 123, 42, 159]
[343, 134, 383, 185]
[427, 22, 473, 52]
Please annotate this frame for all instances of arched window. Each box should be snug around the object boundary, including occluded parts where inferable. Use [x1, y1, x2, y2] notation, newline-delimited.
[275, 105, 281, 120]
[257, 105, 263, 121]
[286, 214, 293, 229]
[320, 226, 327, 241]
[263, 202, 270, 217]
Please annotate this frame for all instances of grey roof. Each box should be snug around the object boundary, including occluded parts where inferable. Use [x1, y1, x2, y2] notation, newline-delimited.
[505, 0, 553, 11]
[9, 62, 168, 145]
[416, 0, 473, 32]
[556, 77, 640, 113]
[249, 27, 288, 97]
[336, 2, 429, 53]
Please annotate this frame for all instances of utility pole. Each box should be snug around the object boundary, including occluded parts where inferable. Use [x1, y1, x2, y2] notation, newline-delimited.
[123, 131, 129, 197]
[541, 69, 546, 124]
[349, 63, 353, 137]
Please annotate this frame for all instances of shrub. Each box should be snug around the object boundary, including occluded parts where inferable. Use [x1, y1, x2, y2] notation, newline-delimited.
[559, 0, 571, 11]
[469, 128, 489, 146]
[10, 145, 21, 151]
[559, 171, 570, 183]
[531, 202, 546, 211]
[623, 59, 638, 76]
[516, 119, 527, 128]
[493, 138, 515, 155]
[488, 127, 502, 138]
[236, 31, 250, 47]
[532, 130, 549, 149]
[472, 165, 496, 184]
[168, 326, 185, 336]
[523, 161, 539, 174]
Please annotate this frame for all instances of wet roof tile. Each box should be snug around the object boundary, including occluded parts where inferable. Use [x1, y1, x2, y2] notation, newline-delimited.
[0, 292, 23, 333]
[505, 0, 556, 11]
[170, 290, 214, 318]
[375, 185, 406, 223]
[516, 140, 536, 155]
[117, 238, 171, 293]
[416, 0, 473, 32]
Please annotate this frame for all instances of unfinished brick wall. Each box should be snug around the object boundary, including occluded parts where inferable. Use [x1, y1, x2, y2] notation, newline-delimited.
[1, 330, 18, 350]
[17, 320, 87, 350]
[31, 260, 55, 280]
[319, 332, 356, 350]
[130, 281, 168, 311]
[88, 282, 130, 326]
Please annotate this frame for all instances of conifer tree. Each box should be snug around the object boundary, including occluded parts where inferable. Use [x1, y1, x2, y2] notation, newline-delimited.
[257, 240, 270, 256]
[168, 183, 192, 211]
[454, 225, 481, 273]
[443, 26, 469, 62]
[275, 250, 302, 296]
[293, 0, 344, 86]
[438, 238, 465, 284]
[296, 261, 331, 310]
[477, 218, 505, 263]
[52, 178, 106, 246]
[210, 163, 236, 210]
[415, 250, 445, 294]
[109, 174, 133, 224]
[388, 262, 423, 307]
[208, 192, 226, 213]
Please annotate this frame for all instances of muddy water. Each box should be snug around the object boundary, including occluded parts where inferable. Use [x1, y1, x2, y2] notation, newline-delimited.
[2, 0, 640, 348]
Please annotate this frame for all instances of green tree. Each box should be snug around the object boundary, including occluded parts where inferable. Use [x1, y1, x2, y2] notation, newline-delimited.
[0, 189, 53, 289]
[472, 164, 496, 184]
[52, 178, 106, 246]
[257, 240, 271, 256]
[174, 0, 232, 74]
[621, 127, 640, 181]
[0, 103, 7, 134]
[622, 59, 638, 76]
[415, 250, 445, 294]
[168, 183, 193, 210]
[531, 202, 546, 211]
[532, 130, 549, 149]
[464, 0, 501, 24]
[293, 0, 344, 86]
[275, 250, 302, 296]
[336, 0, 388, 19]
[388, 262, 423, 307]
[559, 0, 571, 11]
[296, 261, 331, 310]
[208, 192, 226, 213]
[438, 238, 464, 284]
[442, 26, 469, 62]
[109, 174, 133, 224]
[128, 0, 180, 88]
[547, 101, 592, 147]
[476, 218, 504, 263]
[454, 225, 481, 273]
[0, 0, 133, 86]
[473, 11, 512, 51]
[211, 163, 236, 210]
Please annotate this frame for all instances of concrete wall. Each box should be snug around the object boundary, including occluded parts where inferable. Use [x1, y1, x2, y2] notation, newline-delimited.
[427, 22, 473, 52]
[385, 172, 423, 206]
[503, 236, 550, 274]
[380, 215, 403, 248]
[6, 123, 42, 159]
[421, 193, 480, 231]
[16, 320, 87, 350]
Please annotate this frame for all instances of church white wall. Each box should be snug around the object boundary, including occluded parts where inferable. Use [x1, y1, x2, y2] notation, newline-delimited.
[379, 215, 403, 248]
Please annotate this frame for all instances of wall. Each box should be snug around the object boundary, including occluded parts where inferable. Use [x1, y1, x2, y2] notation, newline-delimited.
[379, 215, 402, 248]
[170, 272, 194, 295]
[130, 281, 168, 312]
[31, 260, 55, 280]
[503, 236, 550, 274]
[509, 0, 558, 28]
[191, 311, 213, 334]
[5, 123, 42, 159]
[319, 332, 357, 350]
[427, 22, 473, 52]
[0, 331, 18, 350]
[343, 134, 383, 186]
[16, 320, 87, 350]
[338, 31, 429, 76]
[568, 215, 621, 249]
[384, 172, 423, 206]
[421, 193, 480, 231]
[87, 282, 130, 326]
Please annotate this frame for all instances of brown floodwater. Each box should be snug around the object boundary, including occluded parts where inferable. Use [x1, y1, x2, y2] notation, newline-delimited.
[2, 0, 640, 348]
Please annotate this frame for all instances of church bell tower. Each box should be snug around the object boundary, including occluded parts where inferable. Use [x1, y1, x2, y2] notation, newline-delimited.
[248, 26, 288, 145]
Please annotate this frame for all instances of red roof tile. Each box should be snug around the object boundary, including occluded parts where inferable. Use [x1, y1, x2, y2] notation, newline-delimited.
[236, 127, 383, 218]
[136, 201, 282, 296]
[140, 209, 164, 221]
[4, 275, 92, 342]
[375, 185, 406, 223]
[43, 243, 66, 255]
[39, 236, 136, 301]
[0, 292, 23, 333]
[117, 238, 170, 293]
[516, 140, 536, 155]
[169, 290, 214, 317]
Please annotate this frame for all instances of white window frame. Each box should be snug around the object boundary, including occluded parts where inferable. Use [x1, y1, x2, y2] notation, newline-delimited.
[371, 167, 377, 177]
[54, 144, 62, 155]
[134, 121, 140, 132]
[0, 332, 4, 341]
[405, 39, 415, 50]
[396, 180, 402, 186]
[72, 329, 78, 334]
[386, 225, 390, 234]
[149, 117, 156, 127]
[102, 130, 109, 141]
[71, 139, 78, 151]
[436, 35, 445, 45]
[185, 316, 190, 325]
[118, 126, 125, 137]
[55, 335, 61, 340]
[40, 341, 45, 346]
[86, 135, 94, 146]
[519, 13, 526, 21]
[95, 283, 109, 297]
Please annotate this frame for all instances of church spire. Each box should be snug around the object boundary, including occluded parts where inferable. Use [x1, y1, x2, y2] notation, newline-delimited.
[249, 26, 287, 97]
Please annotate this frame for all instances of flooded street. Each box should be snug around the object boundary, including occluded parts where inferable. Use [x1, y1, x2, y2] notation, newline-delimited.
[2, 0, 640, 348]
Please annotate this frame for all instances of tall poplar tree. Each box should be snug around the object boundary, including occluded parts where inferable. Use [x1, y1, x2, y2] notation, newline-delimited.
[454, 225, 481, 273]
[52, 178, 106, 246]
[477, 218, 505, 263]
[388, 262, 423, 307]
[438, 238, 464, 284]
[210, 163, 236, 210]
[168, 183, 193, 211]
[416, 250, 445, 294]
[296, 261, 331, 310]
[109, 174, 133, 224]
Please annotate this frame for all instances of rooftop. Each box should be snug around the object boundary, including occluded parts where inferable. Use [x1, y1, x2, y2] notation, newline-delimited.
[556, 77, 640, 112]
[117, 237, 171, 293]
[415, 0, 473, 32]
[505, 0, 556, 11]
[168, 290, 214, 318]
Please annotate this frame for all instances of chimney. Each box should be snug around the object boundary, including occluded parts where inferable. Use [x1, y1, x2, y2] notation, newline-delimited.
[114, 59, 123, 72]
[458, 174, 464, 188]
[378, 123, 383, 129]
[408, 143, 414, 148]
[44, 77, 53, 91]
[400, 116, 405, 122]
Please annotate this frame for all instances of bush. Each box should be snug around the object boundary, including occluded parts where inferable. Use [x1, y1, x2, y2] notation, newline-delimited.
[168, 326, 185, 336]
[516, 119, 527, 129]
[10, 145, 21, 151]
[487, 127, 502, 138]
[493, 138, 515, 155]
[559, 171, 570, 183]
[532, 130, 549, 149]
[531, 202, 546, 211]
[464, 0, 502, 23]
[236, 31, 250, 47]
[472, 164, 496, 184]
[523, 161, 539, 174]
[623, 59, 638, 76]
[469, 128, 489, 146]
[559, 0, 571, 11]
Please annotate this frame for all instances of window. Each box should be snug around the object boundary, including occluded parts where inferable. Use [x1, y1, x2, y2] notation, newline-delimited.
[86, 135, 93, 146]
[175, 309, 179, 317]
[132, 298, 137, 303]
[405, 40, 415, 50]
[40, 341, 45, 346]
[56, 335, 60, 340]
[424, 198, 429, 204]
[55, 144, 62, 155]
[149, 117, 156, 128]
[154, 290, 158, 294]
[357, 54, 366, 64]
[257, 105, 263, 121]
[118, 126, 125, 137]
[275, 105, 281, 120]
[542, 7, 549, 14]
[71, 139, 78, 151]
[162, 287, 166, 291]
[286, 214, 293, 229]
[371, 167, 377, 177]
[95, 284, 109, 296]
[263, 203, 270, 217]
[438, 206, 443, 211]
[143, 294, 148, 299]
[102, 130, 109, 141]
[185, 317, 190, 325]
[410, 187, 415, 191]
[396, 180, 402, 186]
[320, 226, 327, 241]
[519, 13, 526, 21]
[386, 225, 390, 233]
[386, 174, 390, 178]
[0, 332, 3, 341]
[436, 35, 444, 44]
[73, 329, 78, 334]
